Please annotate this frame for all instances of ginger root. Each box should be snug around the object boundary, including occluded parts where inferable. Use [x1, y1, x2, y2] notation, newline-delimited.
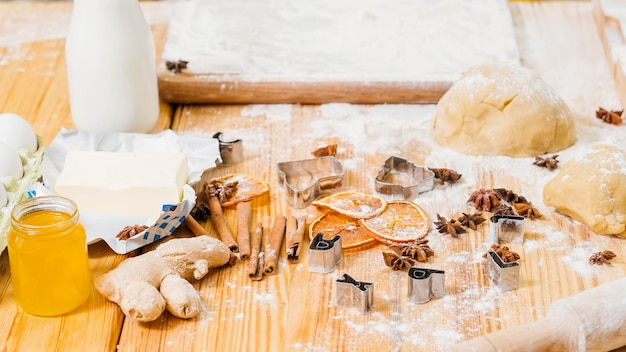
[95, 236, 231, 322]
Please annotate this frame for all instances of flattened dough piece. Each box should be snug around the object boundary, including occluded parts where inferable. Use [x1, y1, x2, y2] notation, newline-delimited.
[433, 63, 577, 157]
[544, 144, 626, 237]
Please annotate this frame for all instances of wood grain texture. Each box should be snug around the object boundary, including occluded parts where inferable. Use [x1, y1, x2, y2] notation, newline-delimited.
[593, 0, 626, 109]
[0, 2, 173, 146]
[157, 71, 451, 104]
[155, 0, 518, 104]
[0, 2, 625, 352]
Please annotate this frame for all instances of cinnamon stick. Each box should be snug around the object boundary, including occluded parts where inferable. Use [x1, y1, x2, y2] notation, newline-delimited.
[236, 202, 252, 260]
[285, 216, 306, 263]
[208, 195, 239, 253]
[263, 216, 286, 275]
[184, 215, 209, 236]
[248, 222, 264, 281]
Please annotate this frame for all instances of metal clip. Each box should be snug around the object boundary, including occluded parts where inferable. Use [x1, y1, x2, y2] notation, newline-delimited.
[213, 132, 244, 164]
[335, 273, 374, 314]
[308, 233, 342, 273]
[489, 214, 525, 244]
[485, 250, 520, 292]
[407, 267, 445, 304]
[374, 156, 434, 200]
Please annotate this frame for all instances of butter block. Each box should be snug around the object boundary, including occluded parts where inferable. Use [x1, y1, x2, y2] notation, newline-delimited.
[55, 151, 188, 218]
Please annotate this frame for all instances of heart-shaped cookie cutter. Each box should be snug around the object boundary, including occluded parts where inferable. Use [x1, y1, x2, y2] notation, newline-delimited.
[374, 156, 434, 200]
[277, 156, 344, 208]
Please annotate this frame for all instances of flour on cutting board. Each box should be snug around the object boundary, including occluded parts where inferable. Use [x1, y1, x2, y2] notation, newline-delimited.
[161, 0, 520, 82]
[601, 0, 626, 75]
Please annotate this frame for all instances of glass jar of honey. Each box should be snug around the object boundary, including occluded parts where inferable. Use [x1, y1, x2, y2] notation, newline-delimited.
[8, 196, 91, 316]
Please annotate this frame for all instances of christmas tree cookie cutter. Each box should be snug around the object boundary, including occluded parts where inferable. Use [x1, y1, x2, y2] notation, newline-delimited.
[277, 156, 344, 208]
[374, 156, 434, 200]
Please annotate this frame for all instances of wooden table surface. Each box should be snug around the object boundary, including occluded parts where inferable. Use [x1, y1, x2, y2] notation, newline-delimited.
[1, 1, 625, 351]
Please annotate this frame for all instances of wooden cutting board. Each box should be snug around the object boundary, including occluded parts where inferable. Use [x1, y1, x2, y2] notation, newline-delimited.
[157, 0, 520, 104]
[594, 0, 626, 109]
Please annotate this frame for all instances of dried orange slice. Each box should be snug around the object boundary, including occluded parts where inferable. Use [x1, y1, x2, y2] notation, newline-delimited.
[359, 200, 429, 245]
[312, 191, 387, 219]
[309, 211, 377, 249]
[205, 173, 269, 207]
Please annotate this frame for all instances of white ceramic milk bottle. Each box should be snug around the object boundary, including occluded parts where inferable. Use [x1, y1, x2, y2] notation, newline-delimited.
[65, 0, 159, 134]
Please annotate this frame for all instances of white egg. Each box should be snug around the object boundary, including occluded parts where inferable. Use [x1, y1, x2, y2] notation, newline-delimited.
[0, 142, 23, 180]
[0, 184, 7, 208]
[0, 113, 38, 152]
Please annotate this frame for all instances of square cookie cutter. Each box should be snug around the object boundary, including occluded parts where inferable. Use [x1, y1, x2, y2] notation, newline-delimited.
[489, 214, 525, 244]
[374, 156, 434, 200]
[277, 156, 344, 208]
[407, 267, 445, 304]
[485, 250, 520, 292]
[335, 273, 374, 314]
[308, 232, 343, 274]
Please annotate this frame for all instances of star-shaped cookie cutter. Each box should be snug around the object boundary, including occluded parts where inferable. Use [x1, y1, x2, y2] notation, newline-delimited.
[374, 156, 434, 200]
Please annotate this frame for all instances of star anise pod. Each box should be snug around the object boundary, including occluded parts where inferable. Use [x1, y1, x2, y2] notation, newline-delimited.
[457, 212, 486, 230]
[513, 202, 542, 219]
[428, 167, 462, 184]
[434, 213, 466, 238]
[190, 203, 211, 222]
[491, 204, 515, 216]
[533, 154, 559, 171]
[165, 60, 189, 74]
[382, 247, 416, 271]
[205, 180, 239, 204]
[492, 188, 528, 204]
[588, 250, 617, 265]
[483, 243, 521, 263]
[467, 188, 500, 212]
[390, 238, 434, 262]
[596, 107, 623, 125]
[116, 224, 149, 240]
[311, 144, 338, 157]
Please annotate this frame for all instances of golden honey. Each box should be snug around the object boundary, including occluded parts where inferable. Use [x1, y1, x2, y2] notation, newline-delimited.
[8, 196, 91, 316]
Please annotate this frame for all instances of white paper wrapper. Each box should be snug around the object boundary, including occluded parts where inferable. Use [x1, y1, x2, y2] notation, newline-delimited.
[38, 129, 221, 254]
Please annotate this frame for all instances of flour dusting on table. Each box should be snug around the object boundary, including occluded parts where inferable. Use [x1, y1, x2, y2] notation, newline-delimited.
[162, 0, 519, 82]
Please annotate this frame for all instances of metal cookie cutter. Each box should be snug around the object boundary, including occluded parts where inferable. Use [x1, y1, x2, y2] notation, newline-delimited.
[335, 273, 374, 314]
[407, 267, 445, 304]
[375, 156, 434, 200]
[213, 132, 244, 164]
[489, 214, 525, 244]
[277, 156, 344, 208]
[485, 250, 520, 292]
[308, 233, 342, 273]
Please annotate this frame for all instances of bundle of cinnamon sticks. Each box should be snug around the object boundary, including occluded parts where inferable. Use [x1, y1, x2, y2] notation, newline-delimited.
[186, 195, 306, 281]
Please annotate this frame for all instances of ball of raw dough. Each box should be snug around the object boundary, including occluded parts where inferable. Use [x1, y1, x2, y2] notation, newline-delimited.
[433, 63, 577, 157]
[544, 144, 626, 237]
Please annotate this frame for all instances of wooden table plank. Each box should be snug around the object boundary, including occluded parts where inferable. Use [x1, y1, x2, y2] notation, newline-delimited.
[121, 2, 626, 351]
[0, 3, 175, 352]
[0, 1, 625, 352]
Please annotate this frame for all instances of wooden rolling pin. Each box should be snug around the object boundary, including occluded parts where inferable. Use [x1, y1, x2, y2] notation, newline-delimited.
[450, 278, 626, 352]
